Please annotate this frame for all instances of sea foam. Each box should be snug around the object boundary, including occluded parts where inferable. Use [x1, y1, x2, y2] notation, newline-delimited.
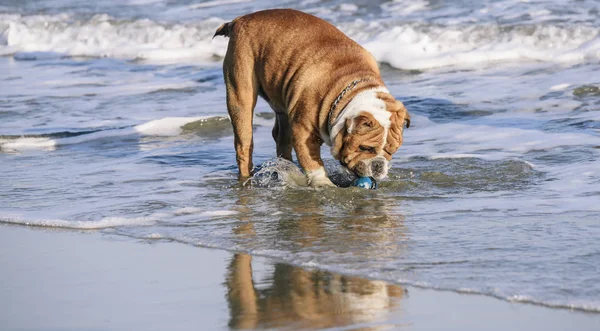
[0, 13, 228, 63]
[0, 206, 241, 229]
[0, 116, 228, 152]
[2, 13, 599, 69]
[0, 214, 159, 229]
[350, 22, 600, 70]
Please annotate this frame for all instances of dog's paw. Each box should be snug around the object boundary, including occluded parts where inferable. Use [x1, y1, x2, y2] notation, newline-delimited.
[308, 177, 336, 188]
[306, 167, 337, 188]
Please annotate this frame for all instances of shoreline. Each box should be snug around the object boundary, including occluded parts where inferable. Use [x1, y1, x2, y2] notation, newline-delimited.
[1, 225, 598, 330]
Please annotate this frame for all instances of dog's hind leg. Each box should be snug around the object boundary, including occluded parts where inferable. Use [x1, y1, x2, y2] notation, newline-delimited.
[272, 113, 293, 161]
[223, 40, 259, 180]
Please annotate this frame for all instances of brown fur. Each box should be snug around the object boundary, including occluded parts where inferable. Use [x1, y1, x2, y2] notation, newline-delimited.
[333, 112, 386, 169]
[216, 9, 408, 182]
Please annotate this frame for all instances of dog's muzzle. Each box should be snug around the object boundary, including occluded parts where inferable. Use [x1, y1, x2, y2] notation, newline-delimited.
[351, 156, 389, 180]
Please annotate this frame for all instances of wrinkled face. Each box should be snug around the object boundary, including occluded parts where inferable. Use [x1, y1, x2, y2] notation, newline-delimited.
[331, 96, 410, 180]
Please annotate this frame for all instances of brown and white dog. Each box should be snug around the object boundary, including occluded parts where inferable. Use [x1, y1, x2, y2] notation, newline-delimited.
[214, 9, 410, 187]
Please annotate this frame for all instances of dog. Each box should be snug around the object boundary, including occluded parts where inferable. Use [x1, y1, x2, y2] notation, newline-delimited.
[214, 9, 410, 187]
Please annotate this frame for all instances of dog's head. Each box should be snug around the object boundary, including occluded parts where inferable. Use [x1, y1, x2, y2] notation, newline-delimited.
[331, 91, 410, 180]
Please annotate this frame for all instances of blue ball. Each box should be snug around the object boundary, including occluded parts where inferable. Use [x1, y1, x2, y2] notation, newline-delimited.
[353, 176, 378, 190]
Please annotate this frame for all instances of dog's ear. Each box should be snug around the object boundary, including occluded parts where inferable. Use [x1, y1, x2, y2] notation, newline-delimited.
[404, 106, 411, 128]
[384, 100, 410, 160]
[347, 114, 378, 135]
[374, 92, 410, 159]
[354, 115, 376, 134]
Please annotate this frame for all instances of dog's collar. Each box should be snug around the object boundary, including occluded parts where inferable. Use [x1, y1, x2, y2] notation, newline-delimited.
[327, 78, 371, 132]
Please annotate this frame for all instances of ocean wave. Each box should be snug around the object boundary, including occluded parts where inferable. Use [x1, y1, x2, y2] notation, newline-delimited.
[0, 116, 230, 152]
[0, 206, 241, 229]
[0, 13, 228, 62]
[345, 21, 600, 70]
[2, 13, 599, 69]
[188, 0, 254, 10]
[400, 114, 600, 160]
[173, 207, 239, 217]
[0, 214, 158, 229]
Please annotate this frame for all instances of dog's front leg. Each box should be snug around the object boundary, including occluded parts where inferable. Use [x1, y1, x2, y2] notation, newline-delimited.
[292, 126, 336, 187]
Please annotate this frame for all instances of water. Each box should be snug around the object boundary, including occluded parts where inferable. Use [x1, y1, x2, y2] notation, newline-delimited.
[1, 0, 600, 313]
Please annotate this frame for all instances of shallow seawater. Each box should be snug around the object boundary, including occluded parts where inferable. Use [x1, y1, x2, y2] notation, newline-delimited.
[1, 0, 600, 315]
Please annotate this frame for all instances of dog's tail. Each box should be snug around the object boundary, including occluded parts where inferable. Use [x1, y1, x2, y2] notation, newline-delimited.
[213, 20, 235, 39]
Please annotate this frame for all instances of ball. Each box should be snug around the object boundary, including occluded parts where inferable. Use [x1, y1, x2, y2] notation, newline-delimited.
[353, 176, 378, 190]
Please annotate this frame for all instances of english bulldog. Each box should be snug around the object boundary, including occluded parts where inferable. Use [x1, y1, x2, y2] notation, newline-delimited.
[214, 9, 410, 187]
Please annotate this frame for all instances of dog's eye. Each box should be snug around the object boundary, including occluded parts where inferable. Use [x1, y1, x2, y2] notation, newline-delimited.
[359, 145, 376, 153]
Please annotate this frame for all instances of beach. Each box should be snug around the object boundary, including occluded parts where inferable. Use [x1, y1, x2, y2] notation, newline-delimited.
[1, 225, 597, 330]
[1, 0, 600, 328]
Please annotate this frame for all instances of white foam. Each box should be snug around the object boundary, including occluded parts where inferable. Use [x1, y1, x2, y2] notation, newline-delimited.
[339, 4, 359, 12]
[0, 137, 57, 151]
[173, 207, 205, 216]
[341, 22, 600, 70]
[134, 116, 208, 136]
[125, 0, 165, 4]
[2, 13, 599, 69]
[381, 0, 428, 14]
[550, 83, 571, 91]
[0, 13, 228, 63]
[174, 207, 238, 217]
[200, 210, 239, 217]
[0, 206, 240, 230]
[146, 233, 163, 239]
[188, 0, 253, 9]
[0, 116, 219, 152]
[401, 114, 600, 160]
[0, 214, 158, 229]
[250, 158, 310, 188]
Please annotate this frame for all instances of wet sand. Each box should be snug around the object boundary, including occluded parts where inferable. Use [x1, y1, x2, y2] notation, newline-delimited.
[0, 225, 597, 331]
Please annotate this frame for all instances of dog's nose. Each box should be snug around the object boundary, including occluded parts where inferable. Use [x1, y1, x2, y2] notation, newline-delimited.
[353, 161, 369, 176]
[371, 159, 385, 173]
[370, 158, 388, 179]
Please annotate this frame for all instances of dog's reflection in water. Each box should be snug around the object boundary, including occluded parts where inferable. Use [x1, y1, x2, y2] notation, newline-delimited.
[226, 193, 407, 330]
[226, 253, 405, 330]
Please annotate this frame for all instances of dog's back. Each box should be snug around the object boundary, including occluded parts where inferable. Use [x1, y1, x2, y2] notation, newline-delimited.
[214, 9, 348, 41]
[214, 9, 379, 113]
